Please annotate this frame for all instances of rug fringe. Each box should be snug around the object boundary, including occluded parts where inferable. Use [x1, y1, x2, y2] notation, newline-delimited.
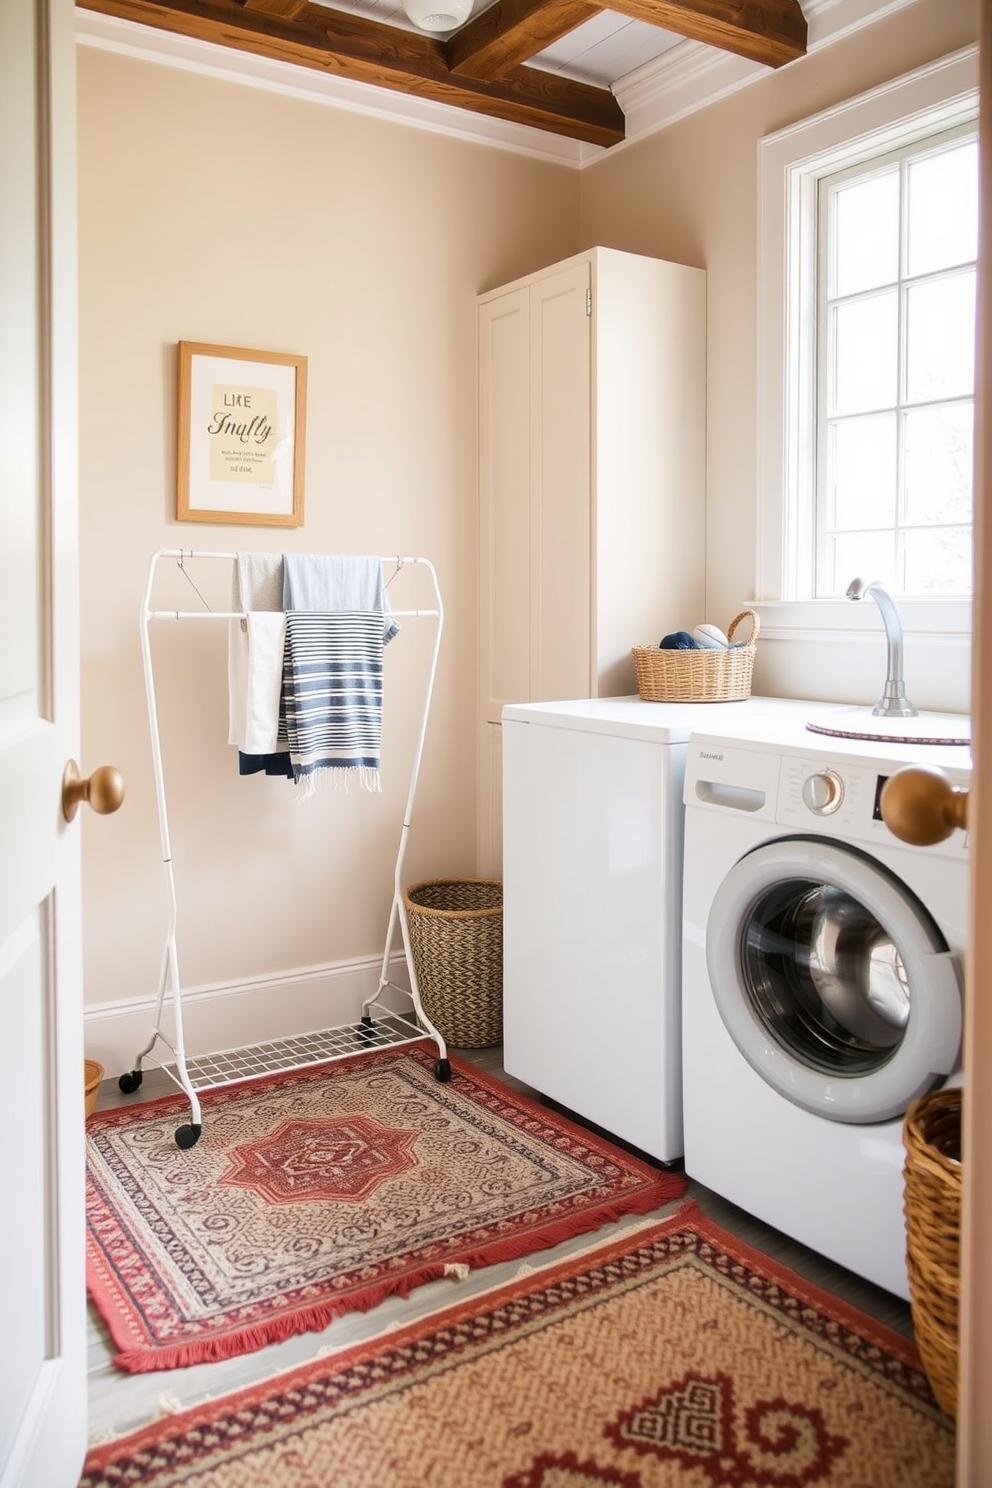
[105, 1268, 459, 1374]
[154, 1393, 186, 1419]
[103, 1187, 677, 1372]
[99, 1184, 689, 1373]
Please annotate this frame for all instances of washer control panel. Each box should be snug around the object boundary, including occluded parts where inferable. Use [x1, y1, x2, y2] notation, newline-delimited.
[778, 756, 968, 853]
[684, 735, 971, 857]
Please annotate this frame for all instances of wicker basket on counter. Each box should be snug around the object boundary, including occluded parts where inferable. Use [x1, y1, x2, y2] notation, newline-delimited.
[631, 609, 759, 703]
[903, 1086, 962, 1418]
[403, 879, 503, 1049]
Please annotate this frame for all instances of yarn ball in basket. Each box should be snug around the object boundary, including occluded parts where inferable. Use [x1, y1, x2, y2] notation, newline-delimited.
[692, 623, 730, 649]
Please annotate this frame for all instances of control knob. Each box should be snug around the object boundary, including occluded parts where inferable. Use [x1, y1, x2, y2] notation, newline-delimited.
[802, 769, 844, 815]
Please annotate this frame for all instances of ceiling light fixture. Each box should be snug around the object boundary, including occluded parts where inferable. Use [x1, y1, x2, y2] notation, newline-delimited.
[402, 0, 472, 32]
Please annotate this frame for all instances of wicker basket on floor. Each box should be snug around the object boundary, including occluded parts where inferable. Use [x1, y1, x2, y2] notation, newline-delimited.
[403, 879, 503, 1049]
[84, 1059, 104, 1119]
[903, 1086, 962, 1419]
[631, 609, 759, 702]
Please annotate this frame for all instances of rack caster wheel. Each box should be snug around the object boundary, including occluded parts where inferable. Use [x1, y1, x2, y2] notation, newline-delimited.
[434, 1058, 451, 1083]
[357, 1014, 375, 1043]
[118, 1070, 143, 1094]
[175, 1123, 202, 1149]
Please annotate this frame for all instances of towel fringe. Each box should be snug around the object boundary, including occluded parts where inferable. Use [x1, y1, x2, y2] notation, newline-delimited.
[294, 765, 382, 798]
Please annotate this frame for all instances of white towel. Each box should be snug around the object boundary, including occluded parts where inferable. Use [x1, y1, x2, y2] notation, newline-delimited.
[238, 553, 284, 613]
[228, 554, 288, 753]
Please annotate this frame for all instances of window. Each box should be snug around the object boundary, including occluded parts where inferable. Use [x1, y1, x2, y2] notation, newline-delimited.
[817, 128, 977, 598]
[757, 47, 978, 623]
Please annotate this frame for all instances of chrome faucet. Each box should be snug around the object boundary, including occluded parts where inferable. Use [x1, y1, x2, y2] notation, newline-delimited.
[846, 578, 918, 718]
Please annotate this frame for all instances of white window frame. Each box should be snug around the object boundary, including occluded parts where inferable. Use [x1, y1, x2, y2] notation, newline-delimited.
[755, 45, 977, 642]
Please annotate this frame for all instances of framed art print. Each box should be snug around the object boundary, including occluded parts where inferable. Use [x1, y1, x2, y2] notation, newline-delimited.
[176, 341, 307, 526]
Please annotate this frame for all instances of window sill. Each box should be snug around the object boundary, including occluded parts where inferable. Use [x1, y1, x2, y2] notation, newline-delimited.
[750, 599, 972, 644]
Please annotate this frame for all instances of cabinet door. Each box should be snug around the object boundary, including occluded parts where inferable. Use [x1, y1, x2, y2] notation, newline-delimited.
[530, 262, 591, 701]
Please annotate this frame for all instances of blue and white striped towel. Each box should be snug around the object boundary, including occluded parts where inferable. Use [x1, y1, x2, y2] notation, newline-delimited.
[283, 554, 398, 642]
[282, 556, 393, 794]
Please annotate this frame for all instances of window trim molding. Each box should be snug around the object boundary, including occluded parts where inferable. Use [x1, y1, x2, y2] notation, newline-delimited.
[756, 44, 978, 628]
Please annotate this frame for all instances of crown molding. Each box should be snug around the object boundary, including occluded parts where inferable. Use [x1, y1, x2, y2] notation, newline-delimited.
[613, 0, 921, 151]
[77, 0, 926, 170]
[75, 9, 593, 166]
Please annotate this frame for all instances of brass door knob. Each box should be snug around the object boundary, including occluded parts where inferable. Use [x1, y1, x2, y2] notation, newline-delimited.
[62, 760, 125, 822]
[879, 766, 968, 846]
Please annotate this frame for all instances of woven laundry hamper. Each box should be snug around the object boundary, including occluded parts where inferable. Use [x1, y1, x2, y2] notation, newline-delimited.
[403, 879, 503, 1048]
[903, 1086, 962, 1418]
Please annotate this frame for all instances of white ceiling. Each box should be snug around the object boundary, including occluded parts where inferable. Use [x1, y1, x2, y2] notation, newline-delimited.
[311, 0, 686, 87]
[531, 14, 683, 86]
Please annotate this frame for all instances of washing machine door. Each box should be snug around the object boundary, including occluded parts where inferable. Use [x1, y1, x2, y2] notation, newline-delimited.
[706, 837, 961, 1123]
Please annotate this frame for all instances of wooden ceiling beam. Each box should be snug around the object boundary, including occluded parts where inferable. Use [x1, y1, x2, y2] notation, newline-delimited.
[238, 0, 310, 20]
[80, 0, 626, 146]
[602, 0, 806, 68]
[447, 0, 603, 82]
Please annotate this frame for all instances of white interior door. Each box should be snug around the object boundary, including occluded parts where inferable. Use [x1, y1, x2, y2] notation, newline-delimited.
[960, 7, 992, 1474]
[0, 2, 86, 1485]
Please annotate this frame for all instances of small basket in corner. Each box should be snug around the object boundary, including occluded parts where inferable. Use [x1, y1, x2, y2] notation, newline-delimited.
[631, 609, 759, 703]
[403, 878, 503, 1049]
[84, 1059, 104, 1119]
[902, 1086, 962, 1419]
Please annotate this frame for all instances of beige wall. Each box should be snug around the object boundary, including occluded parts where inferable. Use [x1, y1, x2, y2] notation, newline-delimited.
[580, 0, 979, 709]
[77, 46, 580, 1024]
[78, 3, 979, 1042]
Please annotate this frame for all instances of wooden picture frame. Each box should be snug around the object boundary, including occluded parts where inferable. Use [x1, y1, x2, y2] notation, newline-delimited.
[176, 341, 307, 526]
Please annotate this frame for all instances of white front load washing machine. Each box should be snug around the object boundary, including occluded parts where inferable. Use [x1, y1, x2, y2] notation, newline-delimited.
[681, 724, 970, 1299]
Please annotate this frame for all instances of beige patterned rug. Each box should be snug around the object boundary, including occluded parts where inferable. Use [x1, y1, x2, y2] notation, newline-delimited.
[86, 1043, 684, 1371]
[80, 1201, 954, 1487]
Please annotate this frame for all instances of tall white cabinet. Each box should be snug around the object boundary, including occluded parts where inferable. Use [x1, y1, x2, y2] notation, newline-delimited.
[477, 246, 707, 872]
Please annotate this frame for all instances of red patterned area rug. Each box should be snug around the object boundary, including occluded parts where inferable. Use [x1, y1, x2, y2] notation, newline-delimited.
[80, 1201, 954, 1488]
[86, 1043, 684, 1372]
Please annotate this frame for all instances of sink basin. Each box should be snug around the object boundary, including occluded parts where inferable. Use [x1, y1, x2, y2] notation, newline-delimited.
[806, 708, 971, 746]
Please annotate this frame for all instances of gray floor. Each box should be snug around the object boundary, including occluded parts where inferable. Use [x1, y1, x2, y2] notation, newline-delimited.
[86, 1045, 915, 1447]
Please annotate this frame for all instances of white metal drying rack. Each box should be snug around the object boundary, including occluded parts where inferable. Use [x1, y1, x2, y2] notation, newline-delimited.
[123, 548, 448, 1148]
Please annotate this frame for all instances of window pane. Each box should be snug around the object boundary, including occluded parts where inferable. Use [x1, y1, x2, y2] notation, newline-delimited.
[812, 120, 977, 603]
[904, 403, 973, 523]
[829, 414, 896, 529]
[822, 530, 896, 597]
[907, 140, 979, 277]
[832, 291, 898, 415]
[833, 168, 899, 296]
[903, 526, 972, 594]
[905, 270, 976, 402]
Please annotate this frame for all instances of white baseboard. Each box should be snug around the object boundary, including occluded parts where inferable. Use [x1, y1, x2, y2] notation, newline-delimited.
[83, 953, 413, 1076]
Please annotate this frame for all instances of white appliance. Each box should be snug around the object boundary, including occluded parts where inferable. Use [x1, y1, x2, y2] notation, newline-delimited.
[501, 695, 824, 1164]
[681, 722, 971, 1298]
